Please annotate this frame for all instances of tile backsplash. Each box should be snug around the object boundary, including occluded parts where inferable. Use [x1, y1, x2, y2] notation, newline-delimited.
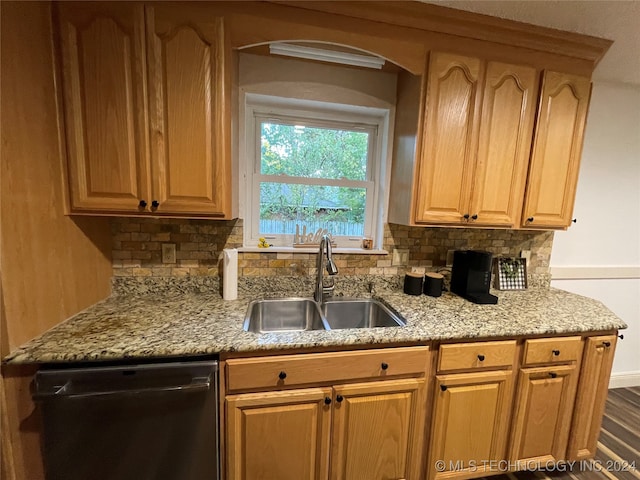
[111, 218, 553, 278]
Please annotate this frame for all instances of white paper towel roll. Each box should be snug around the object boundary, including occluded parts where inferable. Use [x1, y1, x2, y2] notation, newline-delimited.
[222, 248, 238, 301]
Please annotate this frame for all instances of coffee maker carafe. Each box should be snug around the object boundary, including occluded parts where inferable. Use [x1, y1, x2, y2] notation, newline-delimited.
[451, 250, 498, 304]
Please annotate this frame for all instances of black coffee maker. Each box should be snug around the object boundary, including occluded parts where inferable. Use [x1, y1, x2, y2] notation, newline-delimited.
[451, 250, 498, 304]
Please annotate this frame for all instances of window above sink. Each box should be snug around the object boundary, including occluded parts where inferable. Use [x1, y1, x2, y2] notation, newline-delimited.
[238, 52, 397, 251]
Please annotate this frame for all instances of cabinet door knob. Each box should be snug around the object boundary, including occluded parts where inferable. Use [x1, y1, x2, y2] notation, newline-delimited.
[336, 395, 344, 403]
[527, 217, 535, 223]
[549, 372, 557, 379]
[471, 214, 478, 220]
[477, 354, 485, 361]
[463, 214, 470, 220]
[381, 362, 389, 370]
[618, 334, 624, 340]
[324, 396, 332, 405]
[278, 371, 287, 380]
[138, 200, 147, 208]
[603, 341, 611, 347]
[552, 349, 560, 356]
[151, 200, 159, 209]
[572, 218, 577, 223]
[440, 385, 448, 392]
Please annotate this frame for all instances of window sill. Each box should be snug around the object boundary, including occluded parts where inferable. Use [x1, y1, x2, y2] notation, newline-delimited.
[238, 246, 388, 255]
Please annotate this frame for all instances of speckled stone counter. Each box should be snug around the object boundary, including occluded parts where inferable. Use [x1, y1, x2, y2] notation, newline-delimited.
[3, 276, 626, 365]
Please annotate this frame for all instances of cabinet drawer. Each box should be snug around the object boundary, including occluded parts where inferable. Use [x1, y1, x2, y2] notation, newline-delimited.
[523, 337, 583, 366]
[438, 341, 517, 372]
[226, 346, 430, 393]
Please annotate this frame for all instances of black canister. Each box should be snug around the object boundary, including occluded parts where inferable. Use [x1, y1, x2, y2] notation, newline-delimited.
[403, 272, 423, 295]
[424, 272, 444, 297]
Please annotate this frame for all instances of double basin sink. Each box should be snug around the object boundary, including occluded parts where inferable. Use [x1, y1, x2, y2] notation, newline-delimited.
[244, 297, 406, 333]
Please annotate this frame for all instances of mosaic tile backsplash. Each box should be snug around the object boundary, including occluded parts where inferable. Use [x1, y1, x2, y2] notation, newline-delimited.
[111, 218, 553, 278]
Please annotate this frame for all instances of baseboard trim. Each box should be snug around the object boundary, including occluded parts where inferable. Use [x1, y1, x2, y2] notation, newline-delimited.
[609, 371, 640, 388]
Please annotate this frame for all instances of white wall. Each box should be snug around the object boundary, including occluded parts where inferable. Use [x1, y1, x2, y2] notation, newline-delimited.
[551, 80, 640, 386]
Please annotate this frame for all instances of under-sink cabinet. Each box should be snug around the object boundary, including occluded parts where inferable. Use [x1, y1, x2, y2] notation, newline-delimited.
[224, 347, 431, 480]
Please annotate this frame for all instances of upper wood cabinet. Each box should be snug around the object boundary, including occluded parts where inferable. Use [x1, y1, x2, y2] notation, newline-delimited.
[415, 53, 481, 224]
[413, 52, 538, 227]
[471, 62, 538, 227]
[146, 6, 230, 216]
[522, 71, 592, 229]
[57, 3, 151, 212]
[56, 3, 231, 217]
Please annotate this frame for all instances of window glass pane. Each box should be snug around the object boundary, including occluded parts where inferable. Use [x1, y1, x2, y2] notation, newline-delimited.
[259, 182, 365, 237]
[260, 122, 369, 181]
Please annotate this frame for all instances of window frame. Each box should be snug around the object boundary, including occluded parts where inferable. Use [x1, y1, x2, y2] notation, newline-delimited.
[243, 95, 388, 249]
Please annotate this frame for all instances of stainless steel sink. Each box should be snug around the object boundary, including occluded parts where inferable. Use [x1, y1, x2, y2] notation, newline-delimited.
[321, 298, 406, 329]
[243, 298, 329, 333]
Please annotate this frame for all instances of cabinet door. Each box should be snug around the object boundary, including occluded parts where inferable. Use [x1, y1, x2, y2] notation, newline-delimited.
[146, 6, 231, 216]
[331, 378, 426, 480]
[522, 71, 591, 228]
[469, 62, 537, 227]
[415, 52, 482, 224]
[428, 370, 514, 480]
[226, 388, 332, 480]
[510, 364, 578, 464]
[568, 335, 617, 460]
[57, 3, 151, 212]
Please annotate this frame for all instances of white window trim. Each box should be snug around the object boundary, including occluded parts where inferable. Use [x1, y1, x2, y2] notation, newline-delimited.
[241, 94, 390, 251]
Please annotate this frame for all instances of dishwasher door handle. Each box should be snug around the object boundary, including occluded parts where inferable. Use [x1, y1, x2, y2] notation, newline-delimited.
[33, 376, 211, 400]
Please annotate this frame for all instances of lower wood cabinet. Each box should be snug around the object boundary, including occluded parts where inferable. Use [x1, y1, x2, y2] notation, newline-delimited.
[427, 370, 515, 480]
[224, 334, 620, 480]
[226, 378, 426, 480]
[224, 346, 430, 480]
[226, 388, 332, 480]
[568, 334, 617, 460]
[331, 379, 426, 480]
[509, 364, 578, 464]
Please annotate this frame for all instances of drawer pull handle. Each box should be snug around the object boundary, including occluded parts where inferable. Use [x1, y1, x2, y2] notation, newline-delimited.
[278, 371, 287, 380]
[440, 385, 448, 392]
[477, 354, 485, 361]
[336, 395, 344, 403]
[549, 372, 557, 379]
[552, 350, 560, 356]
[603, 341, 611, 347]
[324, 396, 332, 405]
[619, 334, 624, 340]
[381, 362, 389, 370]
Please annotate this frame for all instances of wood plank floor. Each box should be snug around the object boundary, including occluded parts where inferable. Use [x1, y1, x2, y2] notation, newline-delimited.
[491, 387, 640, 480]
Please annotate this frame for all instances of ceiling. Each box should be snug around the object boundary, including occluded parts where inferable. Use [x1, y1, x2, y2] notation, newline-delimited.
[426, 1, 640, 85]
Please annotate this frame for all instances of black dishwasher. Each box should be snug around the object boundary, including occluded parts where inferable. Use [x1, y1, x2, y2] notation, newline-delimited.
[33, 360, 219, 480]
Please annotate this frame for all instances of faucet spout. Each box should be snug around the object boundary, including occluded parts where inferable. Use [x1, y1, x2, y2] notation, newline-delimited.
[314, 234, 338, 303]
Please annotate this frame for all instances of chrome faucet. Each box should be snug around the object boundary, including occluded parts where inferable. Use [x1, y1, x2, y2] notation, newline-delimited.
[314, 234, 338, 303]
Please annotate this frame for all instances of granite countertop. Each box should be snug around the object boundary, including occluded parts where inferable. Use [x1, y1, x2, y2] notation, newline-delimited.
[4, 277, 627, 365]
